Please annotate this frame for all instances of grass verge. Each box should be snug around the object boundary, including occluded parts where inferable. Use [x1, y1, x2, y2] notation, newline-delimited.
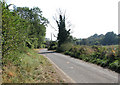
[2, 48, 64, 83]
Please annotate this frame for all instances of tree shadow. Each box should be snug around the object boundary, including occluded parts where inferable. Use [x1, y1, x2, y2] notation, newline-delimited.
[38, 51, 55, 54]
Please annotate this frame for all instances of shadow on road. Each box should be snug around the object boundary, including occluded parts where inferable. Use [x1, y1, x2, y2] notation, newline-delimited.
[38, 51, 55, 54]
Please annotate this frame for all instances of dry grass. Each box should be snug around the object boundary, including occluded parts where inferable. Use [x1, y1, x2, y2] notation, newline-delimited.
[2, 48, 64, 83]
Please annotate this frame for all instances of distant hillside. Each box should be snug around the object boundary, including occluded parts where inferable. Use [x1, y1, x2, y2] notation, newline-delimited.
[75, 31, 118, 45]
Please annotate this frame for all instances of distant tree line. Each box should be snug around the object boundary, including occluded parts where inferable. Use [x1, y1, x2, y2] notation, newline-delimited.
[74, 31, 119, 45]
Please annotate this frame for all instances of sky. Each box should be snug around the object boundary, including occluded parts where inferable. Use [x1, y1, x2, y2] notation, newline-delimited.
[7, 0, 119, 40]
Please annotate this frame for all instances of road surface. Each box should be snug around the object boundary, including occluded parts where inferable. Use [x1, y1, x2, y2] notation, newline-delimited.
[39, 49, 119, 83]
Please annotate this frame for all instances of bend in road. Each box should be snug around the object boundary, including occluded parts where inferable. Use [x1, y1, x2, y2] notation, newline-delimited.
[39, 49, 119, 83]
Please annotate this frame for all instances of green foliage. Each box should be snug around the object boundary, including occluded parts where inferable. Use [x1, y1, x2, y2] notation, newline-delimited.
[2, 1, 48, 64]
[109, 60, 120, 71]
[102, 32, 118, 45]
[2, 2, 50, 82]
[48, 41, 57, 50]
[91, 45, 106, 59]
[2, 2, 29, 64]
[16, 7, 48, 48]
[66, 45, 92, 58]
[57, 43, 73, 52]
[56, 14, 72, 47]
[2, 1, 65, 83]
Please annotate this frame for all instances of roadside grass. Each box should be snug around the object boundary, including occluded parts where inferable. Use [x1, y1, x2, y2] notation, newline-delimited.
[2, 48, 64, 83]
[102, 45, 118, 49]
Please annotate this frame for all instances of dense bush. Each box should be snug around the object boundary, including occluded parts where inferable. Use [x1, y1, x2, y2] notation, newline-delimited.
[2, 2, 27, 64]
[65, 45, 93, 58]
[48, 41, 57, 50]
[57, 43, 73, 52]
[2, 1, 48, 64]
[109, 60, 119, 70]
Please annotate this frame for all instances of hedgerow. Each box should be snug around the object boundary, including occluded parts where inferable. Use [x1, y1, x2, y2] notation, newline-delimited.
[2, 1, 48, 64]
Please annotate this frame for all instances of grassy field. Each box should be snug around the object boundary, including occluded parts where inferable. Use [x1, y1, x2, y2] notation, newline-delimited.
[2, 48, 64, 83]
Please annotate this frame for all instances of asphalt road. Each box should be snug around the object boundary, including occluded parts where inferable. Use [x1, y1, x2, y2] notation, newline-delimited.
[39, 49, 118, 83]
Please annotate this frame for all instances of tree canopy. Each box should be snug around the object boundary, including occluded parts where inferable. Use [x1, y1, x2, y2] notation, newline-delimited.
[2, 1, 48, 64]
[16, 7, 49, 48]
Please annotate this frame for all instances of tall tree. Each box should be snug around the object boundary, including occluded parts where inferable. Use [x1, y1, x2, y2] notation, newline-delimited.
[56, 14, 71, 47]
[16, 7, 49, 48]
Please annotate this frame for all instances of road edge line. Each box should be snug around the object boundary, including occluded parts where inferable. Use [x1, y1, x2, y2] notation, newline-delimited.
[43, 54, 76, 83]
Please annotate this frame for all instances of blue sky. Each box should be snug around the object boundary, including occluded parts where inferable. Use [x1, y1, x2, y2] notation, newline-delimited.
[7, 0, 119, 40]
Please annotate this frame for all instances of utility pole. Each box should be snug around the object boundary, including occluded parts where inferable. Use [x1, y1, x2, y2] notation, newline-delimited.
[51, 33, 52, 41]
